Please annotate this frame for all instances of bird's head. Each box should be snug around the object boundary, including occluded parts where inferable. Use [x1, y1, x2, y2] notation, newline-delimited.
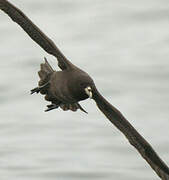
[77, 82, 93, 100]
[68, 70, 95, 101]
[76, 81, 94, 101]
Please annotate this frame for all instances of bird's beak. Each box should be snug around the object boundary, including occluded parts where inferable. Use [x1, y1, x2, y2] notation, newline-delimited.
[85, 86, 92, 99]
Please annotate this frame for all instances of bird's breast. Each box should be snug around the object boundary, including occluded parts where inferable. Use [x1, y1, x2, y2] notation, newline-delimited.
[48, 71, 77, 103]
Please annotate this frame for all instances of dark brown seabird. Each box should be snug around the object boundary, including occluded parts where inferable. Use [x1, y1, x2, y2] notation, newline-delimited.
[0, 0, 169, 179]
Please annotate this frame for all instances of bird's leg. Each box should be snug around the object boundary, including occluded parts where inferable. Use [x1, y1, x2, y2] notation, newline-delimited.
[30, 82, 49, 94]
[45, 103, 59, 112]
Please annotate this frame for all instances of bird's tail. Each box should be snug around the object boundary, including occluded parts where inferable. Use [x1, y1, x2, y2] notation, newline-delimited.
[38, 57, 54, 87]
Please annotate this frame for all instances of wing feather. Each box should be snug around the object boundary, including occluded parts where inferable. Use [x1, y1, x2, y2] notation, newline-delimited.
[0, 0, 73, 70]
[93, 89, 169, 180]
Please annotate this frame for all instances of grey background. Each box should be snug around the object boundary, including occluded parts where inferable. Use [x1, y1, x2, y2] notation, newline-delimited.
[0, 0, 169, 180]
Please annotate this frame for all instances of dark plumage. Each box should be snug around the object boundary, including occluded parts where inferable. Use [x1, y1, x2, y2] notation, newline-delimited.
[31, 57, 94, 113]
[0, 0, 169, 179]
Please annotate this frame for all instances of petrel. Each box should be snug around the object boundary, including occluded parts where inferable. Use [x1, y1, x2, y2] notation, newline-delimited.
[0, 0, 169, 179]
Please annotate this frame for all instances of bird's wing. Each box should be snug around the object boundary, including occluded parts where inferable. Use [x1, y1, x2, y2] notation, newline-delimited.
[0, 0, 73, 70]
[93, 89, 169, 180]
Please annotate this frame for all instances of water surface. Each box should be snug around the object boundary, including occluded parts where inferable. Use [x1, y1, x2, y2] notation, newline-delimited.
[0, 0, 169, 180]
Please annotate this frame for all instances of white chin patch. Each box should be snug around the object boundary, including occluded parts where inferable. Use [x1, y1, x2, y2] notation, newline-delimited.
[85, 86, 92, 99]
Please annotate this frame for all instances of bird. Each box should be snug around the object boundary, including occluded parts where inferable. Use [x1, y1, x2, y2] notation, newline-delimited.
[30, 57, 93, 113]
[0, 0, 169, 179]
